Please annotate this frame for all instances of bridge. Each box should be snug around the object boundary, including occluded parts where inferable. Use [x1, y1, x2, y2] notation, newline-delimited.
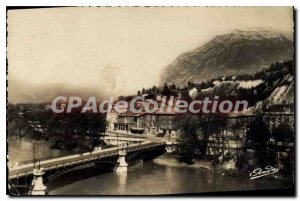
[8, 130, 180, 195]
[9, 141, 165, 180]
[102, 136, 145, 146]
[8, 138, 178, 195]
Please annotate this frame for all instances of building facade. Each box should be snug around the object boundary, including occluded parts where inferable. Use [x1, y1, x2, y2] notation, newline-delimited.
[206, 112, 294, 159]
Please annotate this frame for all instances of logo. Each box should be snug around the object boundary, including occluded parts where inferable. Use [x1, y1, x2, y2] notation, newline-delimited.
[50, 95, 249, 114]
[249, 166, 279, 180]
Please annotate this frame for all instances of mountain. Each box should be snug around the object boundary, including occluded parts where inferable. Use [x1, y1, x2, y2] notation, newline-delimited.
[188, 60, 294, 109]
[160, 28, 293, 87]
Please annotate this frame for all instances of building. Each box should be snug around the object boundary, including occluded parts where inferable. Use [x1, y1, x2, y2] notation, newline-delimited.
[111, 110, 178, 137]
[108, 94, 180, 137]
[137, 111, 177, 136]
[113, 111, 142, 132]
[206, 115, 253, 158]
[206, 111, 294, 159]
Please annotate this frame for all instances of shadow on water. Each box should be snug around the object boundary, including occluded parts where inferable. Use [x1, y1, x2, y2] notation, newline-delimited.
[46, 149, 166, 192]
[46, 162, 114, 192]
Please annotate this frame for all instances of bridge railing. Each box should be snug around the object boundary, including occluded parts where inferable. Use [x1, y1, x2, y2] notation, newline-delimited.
[12, 142, 165, 166]
[15, 147, 107, 166]
[9, 141, 166, 179]
[15, 152, 80, 166]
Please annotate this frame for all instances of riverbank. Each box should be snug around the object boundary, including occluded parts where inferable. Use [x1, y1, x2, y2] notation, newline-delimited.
[153, 153, 292, 180]
[153, 154, 238, 176]
[154, 154, 238, 177]
[154, 154, 213, 171]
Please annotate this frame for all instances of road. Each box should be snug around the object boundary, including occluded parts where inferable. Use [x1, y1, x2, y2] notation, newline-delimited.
[105, 130, 168, 143]
[8, 140, 165, 179]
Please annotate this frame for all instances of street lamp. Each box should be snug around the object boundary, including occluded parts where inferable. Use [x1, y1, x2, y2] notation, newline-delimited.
[33, 142, 36, 169]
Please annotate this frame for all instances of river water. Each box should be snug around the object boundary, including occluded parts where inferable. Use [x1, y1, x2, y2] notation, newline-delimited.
[8, 136, 73, 164]
[8, 137, 292, 195]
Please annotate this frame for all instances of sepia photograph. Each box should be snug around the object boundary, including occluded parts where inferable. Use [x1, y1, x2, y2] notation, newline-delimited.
[6, 6, 295, 196]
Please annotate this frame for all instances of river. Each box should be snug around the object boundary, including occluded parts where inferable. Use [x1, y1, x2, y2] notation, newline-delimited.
[8, 137, 292, 195]
[8, 136, 74, 164]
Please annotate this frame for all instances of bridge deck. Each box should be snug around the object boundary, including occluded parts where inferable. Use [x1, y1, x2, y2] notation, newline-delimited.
[8, 141, 165, 179]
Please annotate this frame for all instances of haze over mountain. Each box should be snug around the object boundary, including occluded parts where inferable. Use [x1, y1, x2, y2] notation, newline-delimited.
[8, 76, 109, 104]
[160, 28, 293, 87]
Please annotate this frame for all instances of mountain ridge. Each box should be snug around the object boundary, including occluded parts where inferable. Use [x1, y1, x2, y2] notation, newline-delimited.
[160, 28, 293, 87]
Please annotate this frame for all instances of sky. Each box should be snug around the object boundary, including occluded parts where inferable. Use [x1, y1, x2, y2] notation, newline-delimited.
[7, 7, 294, 103]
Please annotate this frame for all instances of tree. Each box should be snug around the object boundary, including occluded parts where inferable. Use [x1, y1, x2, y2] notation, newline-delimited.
[199, 114, 228, 158]
[279, 149, 294, 176]
[187, 81, 194, 88]
[161, 83, 171, 96]
[44, 109, 106, 151]
[247, 118, 270, 146]
[247, 118, 275, 167]
[175, 114, 202, 163]
[272, 122, 294, 146]
[271, 122, 294, 176]
[151, 85, 157, 94]
[170, 84, 176, 90]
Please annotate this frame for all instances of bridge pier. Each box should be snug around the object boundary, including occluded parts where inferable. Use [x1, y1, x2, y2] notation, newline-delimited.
[115, 150, 128, 173]
[31, 168, 46, 195]
[165, 141, 176, 153]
